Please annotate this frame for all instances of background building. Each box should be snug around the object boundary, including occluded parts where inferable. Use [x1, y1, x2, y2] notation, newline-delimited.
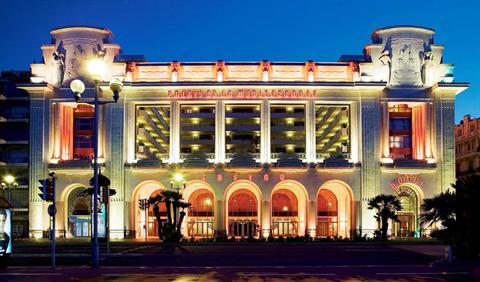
[19, 25, 467, 239]
[455, 115, 480, 178]
[0, 71, 30, 237]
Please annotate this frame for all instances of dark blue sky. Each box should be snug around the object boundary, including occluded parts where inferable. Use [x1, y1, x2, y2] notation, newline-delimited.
[0, 0, 478, 122]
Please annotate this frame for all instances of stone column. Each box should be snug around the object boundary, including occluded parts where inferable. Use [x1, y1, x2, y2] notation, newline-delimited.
[434, 96, 455, 193]
[170, 101, 180, 163]
[260, 101, 271, 163]
[305, 100, 316, 163]
[105, 101, 126, 239]
[307, 200, 316, 237]
[215, 100, 225, 164]
[261, 200, 271, 238]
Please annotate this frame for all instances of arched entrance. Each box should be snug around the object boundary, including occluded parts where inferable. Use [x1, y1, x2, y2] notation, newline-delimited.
[271, 189, 298, 237]
[225, 181, 261, 237]
[187, 189, 215, 238]
[132, 181, 167, 238]
[66, 187, 91, 237]
[393, 185, 420, 237]
[317, 190, 338, 237]
[271, 180, 308, 237]
[316, 180, 353, 238]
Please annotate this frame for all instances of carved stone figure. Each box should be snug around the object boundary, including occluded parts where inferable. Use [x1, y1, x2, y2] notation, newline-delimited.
[52, 41, 66, 86]
[421, 49, 434, 85]
[379, 49, 391, 83]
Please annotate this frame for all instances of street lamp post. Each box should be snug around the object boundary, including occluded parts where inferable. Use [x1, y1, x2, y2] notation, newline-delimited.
[70, 55, 123, 268]
[1, 175, 18, 207]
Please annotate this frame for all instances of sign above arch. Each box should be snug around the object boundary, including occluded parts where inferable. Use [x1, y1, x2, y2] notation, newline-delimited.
[390, 175, 424, 190]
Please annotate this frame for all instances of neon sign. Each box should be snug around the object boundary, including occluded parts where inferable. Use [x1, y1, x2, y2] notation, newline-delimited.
[168, 89, 317, 99]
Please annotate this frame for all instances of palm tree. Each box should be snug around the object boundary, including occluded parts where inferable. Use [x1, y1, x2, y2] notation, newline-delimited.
[368, 194, 402, 241]
[149, 190, 191, 243]
[420, 176, 480, 259]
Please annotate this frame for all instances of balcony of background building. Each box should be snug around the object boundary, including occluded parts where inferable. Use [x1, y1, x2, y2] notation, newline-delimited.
[135, 105, 170, 165]
[181, 105, 216, 162]
[315, 105, 350, 167]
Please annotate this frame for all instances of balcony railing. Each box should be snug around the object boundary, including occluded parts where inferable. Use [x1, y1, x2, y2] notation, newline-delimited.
[180, 152, 216, 160]
[270, 152, 306, 159]
[225, 152, 260, 160]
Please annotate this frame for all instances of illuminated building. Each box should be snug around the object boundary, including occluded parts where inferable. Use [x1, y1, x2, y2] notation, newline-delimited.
[19, 25, 467, 239]
[455, 115, 480, 178]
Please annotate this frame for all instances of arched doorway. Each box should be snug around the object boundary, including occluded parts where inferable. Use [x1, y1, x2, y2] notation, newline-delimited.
[394, 186, 420, 237]
[316, 181, 353, 238]
[228, 189, 258, 237]
[271, 180, 308, 237]
[131, 181, 167, 238]
[187, 189, 214, 238]
[317, 190, 338, 237]
[67, 187, 91, 237]
[271, 189, 298, 237]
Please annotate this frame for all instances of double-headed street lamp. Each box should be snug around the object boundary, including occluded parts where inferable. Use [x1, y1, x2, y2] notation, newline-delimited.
[1, 175, 18, 205]
[69, 54, 123, 268]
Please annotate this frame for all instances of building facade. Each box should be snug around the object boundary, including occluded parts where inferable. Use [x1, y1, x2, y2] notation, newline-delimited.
[455, 115, 480, 178]
[19, 26, 466, 239]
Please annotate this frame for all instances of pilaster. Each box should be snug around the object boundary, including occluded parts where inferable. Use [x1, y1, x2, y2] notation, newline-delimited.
[306, 200, 316, 237]
[360, 97, 381, 234]
[29, 98, 48, 238]
[305, 100, 316, 163]
[170, 101, 180, 163]
[261, 200, 271, 238]
[260, 101, 271, 163]
[215, 100, 225, 164]
[105, 101, 125, 238]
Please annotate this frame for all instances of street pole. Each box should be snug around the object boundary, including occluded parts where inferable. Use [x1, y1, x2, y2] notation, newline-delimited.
[51, 173, 56, 269]
[92, 81, 100, 268]
[106, 185, 110, 254]
[145, 205, 148, 243]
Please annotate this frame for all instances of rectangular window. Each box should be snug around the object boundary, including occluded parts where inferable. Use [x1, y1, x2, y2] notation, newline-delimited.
[225, 104, 260, 159]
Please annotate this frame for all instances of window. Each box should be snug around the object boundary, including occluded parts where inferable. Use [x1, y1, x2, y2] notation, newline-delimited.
[390, 118, 411, 131]
[390, 136, 412, 148]
[74, 118, 94, 131]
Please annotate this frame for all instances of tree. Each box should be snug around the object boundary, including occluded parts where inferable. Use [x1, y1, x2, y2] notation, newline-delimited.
[149, 190, 191, 243]
[368, 194, 402, 241]
[420, 176, 480, 259]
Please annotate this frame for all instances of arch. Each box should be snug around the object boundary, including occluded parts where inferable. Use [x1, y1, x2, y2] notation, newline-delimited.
[61, 183, 88, 238]
[316, 180, 354, 238]
[224, 180, 262, 237]
[131, 180, 167, 238]
[393, 184, 422, 237]
[183, 180, 216, 238]
[271, 180, 309, 236]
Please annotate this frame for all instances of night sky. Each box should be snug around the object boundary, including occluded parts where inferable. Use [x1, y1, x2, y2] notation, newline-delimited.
[0, 0, 478, 122]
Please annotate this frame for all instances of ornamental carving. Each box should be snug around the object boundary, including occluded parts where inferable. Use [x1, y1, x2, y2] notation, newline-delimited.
[380, 38, 435, 87]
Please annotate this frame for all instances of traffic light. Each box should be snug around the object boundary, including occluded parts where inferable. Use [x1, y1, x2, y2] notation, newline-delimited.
[38, 178, 54, 202]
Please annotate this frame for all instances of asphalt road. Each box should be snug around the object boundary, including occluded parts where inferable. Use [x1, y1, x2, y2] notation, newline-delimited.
[2, 243, 479, 281]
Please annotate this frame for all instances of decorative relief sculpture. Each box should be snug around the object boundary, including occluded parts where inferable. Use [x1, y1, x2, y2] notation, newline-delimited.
[61, 38, 97, 86]
[389, 38, 424, 87]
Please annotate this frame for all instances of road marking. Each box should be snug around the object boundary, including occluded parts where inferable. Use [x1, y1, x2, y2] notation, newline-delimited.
[376, 272, 470, 275]
[0, 273, 62, 276]
[239, 272, 336, 276]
